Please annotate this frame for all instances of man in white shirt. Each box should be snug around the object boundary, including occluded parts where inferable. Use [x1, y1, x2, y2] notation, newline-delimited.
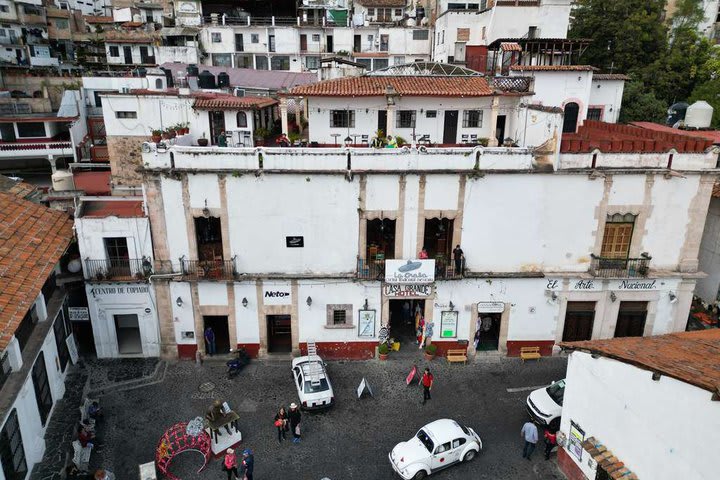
[521, 421, 538, 460]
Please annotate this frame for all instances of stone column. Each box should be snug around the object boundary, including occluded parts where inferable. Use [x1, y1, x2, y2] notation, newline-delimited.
[279, 97, 289, 135]
[487, 96, 500, 147]
[385, 105, 396, 138]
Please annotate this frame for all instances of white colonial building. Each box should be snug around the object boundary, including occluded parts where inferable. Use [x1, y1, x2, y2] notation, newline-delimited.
[129, 110, 718, 360]
[558, 330, 720, 480]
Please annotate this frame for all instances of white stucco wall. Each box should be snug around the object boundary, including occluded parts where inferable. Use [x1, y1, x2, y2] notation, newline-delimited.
[588, 79, 625, 123]
[513, 70, 593, 126]
[76, 214, 153, 273]
[102, 94, 198, 137]
[561, 351, 720, 480]
[696, 197, 720, 302]
[85, 283, 160, 357]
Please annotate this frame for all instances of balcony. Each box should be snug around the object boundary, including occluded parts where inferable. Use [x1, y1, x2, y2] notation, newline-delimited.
[0, 141, 73, 159]
[357, 257, 462, 280]
[84, 257, 155, 281]
[182, 258, 237, 281]
[589, 254, 651, 278]
[496, 0, 541, 5]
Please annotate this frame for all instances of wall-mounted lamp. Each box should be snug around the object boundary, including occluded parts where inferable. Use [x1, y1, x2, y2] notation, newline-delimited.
[202, 199, 210, 218]
[176, 296, 183, 307]
[344, 136, 352, 146]
[652, 372, 662, 381]
[363, 298, 369, 310]
[242, 297, 248, 308]
[449, 301, 455, 311]
[365, 108, 369, 114]
[551, 291, 558, 301]
[610, 292, 617, 302]
[306, 296, 312, 307]
[547, 291, 558, 305]
[668, 291, 678, 304]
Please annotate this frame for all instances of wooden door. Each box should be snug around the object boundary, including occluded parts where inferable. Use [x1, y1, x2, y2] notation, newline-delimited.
[300, 34, 307, 52]
[562, 302, 595, 342]
[443, 110, 458, 144]
[614, 302, 647, 338]
[601, 222, 633, 259]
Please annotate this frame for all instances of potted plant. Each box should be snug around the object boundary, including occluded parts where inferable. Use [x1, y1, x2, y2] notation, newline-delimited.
[151, 129, 162, 143]
[161, 129, 170, 140]
[378, 343, 389, 361]
[167, 126, 177, 139]
[180, 122, 190, 135]
[254, 127, 269, 146]
[424, 344, 437, 361]
[197, 132, 209, 147]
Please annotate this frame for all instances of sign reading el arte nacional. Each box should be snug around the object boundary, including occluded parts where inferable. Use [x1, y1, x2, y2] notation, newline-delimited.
[383, 284, 433, 297]
[385, 260, 435, 284]
[610, 279, 659, 290]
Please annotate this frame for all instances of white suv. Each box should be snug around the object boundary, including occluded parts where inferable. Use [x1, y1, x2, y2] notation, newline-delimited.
[291, 355, 334, 410]
[526, 379, 565, 430]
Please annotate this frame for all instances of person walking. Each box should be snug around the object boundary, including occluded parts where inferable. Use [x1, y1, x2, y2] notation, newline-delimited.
[204, 326, 216, 356]
[274, 406, 289, 443]
[452, 244, 464, 275]
[288, 402, 302, 443]
[222, 448, 239, 480]
[421, 368, 434, 404]
[521, 421, 538, 460]
[242, 449, 255, 480]
[543, 428, 557, 460]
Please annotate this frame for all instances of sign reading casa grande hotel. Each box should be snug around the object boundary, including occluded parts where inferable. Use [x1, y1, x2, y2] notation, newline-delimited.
[385, 260, 435, 284]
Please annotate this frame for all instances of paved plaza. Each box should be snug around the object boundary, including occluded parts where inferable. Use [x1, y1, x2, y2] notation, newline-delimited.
[34, 354, 568, 480]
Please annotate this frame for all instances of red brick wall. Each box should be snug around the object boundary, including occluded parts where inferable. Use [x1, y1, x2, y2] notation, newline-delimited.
[557, 447, 588, 480]
[431, 341, 468, 357]
[177, 344, 197, 360]
[506, 340, 555, 357]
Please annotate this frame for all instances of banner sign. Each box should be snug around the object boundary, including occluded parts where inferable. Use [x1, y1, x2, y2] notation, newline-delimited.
[383, 284, 433, 297]
[385, 260, 435, 284]
[262, 284, 292, 305]
[68, 307, 90, 321]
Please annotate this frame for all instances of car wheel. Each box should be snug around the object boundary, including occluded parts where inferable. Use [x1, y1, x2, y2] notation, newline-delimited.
[412, 471, 426, 480]
[463, 450, 476, 462]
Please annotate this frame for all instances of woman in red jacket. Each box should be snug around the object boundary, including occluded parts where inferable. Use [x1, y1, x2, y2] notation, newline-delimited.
[543, 428, 557, 460]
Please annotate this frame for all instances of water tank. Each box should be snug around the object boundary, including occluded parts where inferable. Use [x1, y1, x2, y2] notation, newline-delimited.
[685, 101, 714, 129]
[666, 101, 688, 126]
[198, 70, 216, 89]
[51, 169, 75, 192]
[217, 71, 230, 88]
[416, 7, 425, 22]
[187, 64, 199, 77]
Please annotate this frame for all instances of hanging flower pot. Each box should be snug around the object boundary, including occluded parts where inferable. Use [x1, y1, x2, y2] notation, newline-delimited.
[197, 138, 209, 147]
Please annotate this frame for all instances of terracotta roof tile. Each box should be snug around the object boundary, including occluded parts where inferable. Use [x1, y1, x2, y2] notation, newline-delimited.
[0, 192, 73, 351]
[509, 65, 598, 72]
[192, 94, 278, 110]
[288, 76, 494, 97]
[500, 42, 522, 52]
[80, 200, 144, 218]
[593, 73, 631, 81]
[561, 329, 720, 394]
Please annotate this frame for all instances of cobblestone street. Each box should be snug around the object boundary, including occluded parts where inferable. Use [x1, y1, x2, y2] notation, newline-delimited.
[71, 353, 569, 480]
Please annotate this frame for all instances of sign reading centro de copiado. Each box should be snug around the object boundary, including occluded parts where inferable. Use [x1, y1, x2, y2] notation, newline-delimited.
[384, 259, 435, 284]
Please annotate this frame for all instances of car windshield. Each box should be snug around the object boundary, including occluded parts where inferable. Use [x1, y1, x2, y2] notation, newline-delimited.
[416, 429, 435, 453]
[546, 380, 566, 406]
[303, 378, 329, 393]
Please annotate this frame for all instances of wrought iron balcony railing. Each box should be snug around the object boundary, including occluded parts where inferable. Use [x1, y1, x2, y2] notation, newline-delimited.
[357, 257, 463, 280]
[181, 258, 237, 281]
[84, 257, 155, 281]
[590, 253, 651, 278]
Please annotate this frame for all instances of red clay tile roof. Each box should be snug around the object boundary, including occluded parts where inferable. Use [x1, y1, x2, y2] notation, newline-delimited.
[0, 192, 73, 350]
[509, 65, 598, 72]
[713, 182, 720, 198]
[500, 42, 522, 52]
[561, 329, 720, 394]
[84, 15, 114, 24]
[288, 76, 494, 97]
[192, 94, 278, 110]
[593, 73, 631, 81]
[80, 200, 144, 218]
[631, 121, 720, 144]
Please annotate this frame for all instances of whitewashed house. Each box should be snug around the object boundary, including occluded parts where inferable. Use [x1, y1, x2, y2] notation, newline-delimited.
[133, 108, 718, 360]
[558, 330, 720, 480]
[0, 179, 76, 480]
[75, 197, 162, 358]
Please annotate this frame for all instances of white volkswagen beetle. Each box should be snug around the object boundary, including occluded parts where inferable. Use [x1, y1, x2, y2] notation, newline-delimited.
[389, 419, 482, 480]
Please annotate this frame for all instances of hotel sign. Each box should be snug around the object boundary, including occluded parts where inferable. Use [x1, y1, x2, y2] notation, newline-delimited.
[383, 284, 433, 297]
[385, 260, 435, 284]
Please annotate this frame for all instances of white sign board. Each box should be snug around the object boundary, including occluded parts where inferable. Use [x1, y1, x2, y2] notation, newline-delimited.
[357, 377, 374, 399]
[385, 260, 435, 284]
[66, 334, 79, 364]
[68, 307, 90, 321]
[477, 302, 505, 313]
[383, 284, 433, 297]
[262, 285, 292, 305]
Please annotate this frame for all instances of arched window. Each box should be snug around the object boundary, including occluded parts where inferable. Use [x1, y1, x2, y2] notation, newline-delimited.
[155, 78, 163, 89]
[562, 102, 580, 133]
[237, 112, 247, 128]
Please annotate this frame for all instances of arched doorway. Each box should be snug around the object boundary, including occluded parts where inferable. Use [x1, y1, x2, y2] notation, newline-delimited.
[563, 102, 580, 133]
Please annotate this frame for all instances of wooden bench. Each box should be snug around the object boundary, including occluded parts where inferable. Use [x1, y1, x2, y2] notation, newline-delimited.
[446, 349, 468, 364]
[520, 346, 542, 362]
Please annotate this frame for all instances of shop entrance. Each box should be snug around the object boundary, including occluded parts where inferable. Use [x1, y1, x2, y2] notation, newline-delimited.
[267, 315, 292, 353]
[114, 314, 142, 355]
[388, 299, 425, 345]
[614, 301, 647, 338]
[562, 302, 596, 342]
[203, 315, 230, 354]
[475, 313, 501, 351]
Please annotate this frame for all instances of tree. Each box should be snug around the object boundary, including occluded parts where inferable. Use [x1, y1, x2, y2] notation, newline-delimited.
[569, 0, 667, 74]
[618, 81, 667, 124]
[688, 50, 720, 128]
